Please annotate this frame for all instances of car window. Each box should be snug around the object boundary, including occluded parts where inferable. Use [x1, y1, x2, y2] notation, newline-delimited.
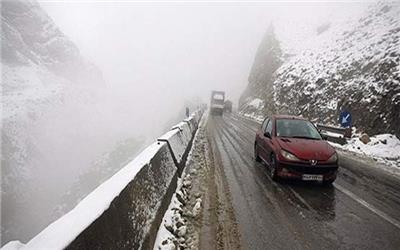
[266, 119, 273, 134]
[261, 118, 269, 132]
[276, 119, 322, 139]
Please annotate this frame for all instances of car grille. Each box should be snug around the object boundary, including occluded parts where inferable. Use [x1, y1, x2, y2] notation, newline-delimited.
[282, 163, 338, 175]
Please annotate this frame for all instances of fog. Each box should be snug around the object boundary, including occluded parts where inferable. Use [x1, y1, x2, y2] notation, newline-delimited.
[40, 1, 368, 117]
[1, 0, 370, 245]
[41, 3, 271, 109]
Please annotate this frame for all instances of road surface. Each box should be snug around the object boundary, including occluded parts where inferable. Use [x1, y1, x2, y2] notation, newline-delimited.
[201, 113, 400, 250]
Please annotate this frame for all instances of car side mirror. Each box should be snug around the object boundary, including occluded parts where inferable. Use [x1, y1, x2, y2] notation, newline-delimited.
[264, 132, 271, 138]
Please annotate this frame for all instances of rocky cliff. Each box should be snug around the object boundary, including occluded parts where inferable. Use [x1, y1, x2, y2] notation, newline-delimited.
[240, 2, 400, 137]
[2, 0, 102, 85]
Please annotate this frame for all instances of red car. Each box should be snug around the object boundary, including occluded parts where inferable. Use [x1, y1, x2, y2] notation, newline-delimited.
[254, 115, 338, 185]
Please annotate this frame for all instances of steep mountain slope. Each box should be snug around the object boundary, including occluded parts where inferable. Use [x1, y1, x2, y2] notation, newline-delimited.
[240, 2, 400, 137]
[239, 25, 282, 121]
[239, 25, 283, 119]
[2, 0, 102, 85]
[1, 0, 119, 245]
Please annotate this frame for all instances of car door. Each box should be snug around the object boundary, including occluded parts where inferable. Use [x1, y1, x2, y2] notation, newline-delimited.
[258, 118, 270, 161]
[256, 118, 268, 155]
[262, 118, 274, 163]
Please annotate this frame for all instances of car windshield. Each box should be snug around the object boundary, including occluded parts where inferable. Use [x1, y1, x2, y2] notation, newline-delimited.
[276, 119, 322, 140]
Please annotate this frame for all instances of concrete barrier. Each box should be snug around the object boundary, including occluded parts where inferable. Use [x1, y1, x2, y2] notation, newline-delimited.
[6, 109, 204, 250]
[17, 141, 177, 250]
[158, 120, 194, 168]
[172, 121, 192, 141]
[158, 129, 187, 167]
[184, 116, 198, 135]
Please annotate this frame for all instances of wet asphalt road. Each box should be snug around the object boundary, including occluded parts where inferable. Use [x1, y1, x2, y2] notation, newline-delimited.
[206, 113, 400, 250]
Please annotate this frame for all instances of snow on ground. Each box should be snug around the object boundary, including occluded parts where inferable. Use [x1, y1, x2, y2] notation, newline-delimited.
[153, 175, 193, 250]
[154, 169, 199, 250]
[239, 98, 265, 123]
[329, 134, 400, 168]
[240, 112, 264, 123]
[247, 98, 264, 109]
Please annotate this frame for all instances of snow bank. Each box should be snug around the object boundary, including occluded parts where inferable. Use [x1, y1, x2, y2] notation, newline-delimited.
[153, 178, 184, 250]
[331, 134, 400, 167]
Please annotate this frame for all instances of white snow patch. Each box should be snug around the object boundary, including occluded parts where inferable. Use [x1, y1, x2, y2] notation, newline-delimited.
[1, 241, 24, 250]
[153, 177, 184, 250]
[240, 112, 264, 123]
[248, 98, 264, 109]
[330, 134, 400, 168]
[192, 198, 202, 218]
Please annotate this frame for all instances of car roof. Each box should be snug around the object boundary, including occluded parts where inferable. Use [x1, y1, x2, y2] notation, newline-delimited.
[272, 114, 307, 120]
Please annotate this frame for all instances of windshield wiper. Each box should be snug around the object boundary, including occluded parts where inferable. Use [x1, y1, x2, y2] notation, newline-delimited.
[291, 136, 320, 140]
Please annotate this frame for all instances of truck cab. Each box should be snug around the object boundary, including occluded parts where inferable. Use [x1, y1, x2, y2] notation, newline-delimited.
[210, 91, 225, 116]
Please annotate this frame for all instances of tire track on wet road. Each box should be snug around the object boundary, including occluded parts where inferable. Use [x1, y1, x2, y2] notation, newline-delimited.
[205, 113, 400, 250]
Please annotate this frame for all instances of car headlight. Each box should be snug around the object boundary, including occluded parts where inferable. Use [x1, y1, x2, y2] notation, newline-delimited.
[326, 153, 338, 163]
[281, 150, 301, 161]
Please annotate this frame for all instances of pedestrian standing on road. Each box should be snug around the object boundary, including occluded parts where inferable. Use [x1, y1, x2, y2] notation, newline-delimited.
[186, 107, 190, 118]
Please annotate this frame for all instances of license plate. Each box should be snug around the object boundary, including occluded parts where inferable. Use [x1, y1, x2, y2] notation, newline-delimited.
[302, 174, 323, 181]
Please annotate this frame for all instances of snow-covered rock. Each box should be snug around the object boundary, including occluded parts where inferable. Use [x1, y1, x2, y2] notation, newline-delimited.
[359, 133, 371, 144]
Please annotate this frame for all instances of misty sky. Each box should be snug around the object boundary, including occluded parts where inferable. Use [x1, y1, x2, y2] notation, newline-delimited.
[39, 1, 371, 107]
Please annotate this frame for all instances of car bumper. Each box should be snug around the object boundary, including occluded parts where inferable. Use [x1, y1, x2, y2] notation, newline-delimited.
[276, 161, 338, 181]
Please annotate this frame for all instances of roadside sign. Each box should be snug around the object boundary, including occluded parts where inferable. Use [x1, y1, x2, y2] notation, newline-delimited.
[339, 111, 352, 128]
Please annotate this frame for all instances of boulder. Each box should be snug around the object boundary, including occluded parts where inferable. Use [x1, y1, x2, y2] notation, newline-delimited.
[359, 133, 371, 144]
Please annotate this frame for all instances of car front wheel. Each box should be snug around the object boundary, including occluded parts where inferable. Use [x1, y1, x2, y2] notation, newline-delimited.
[254, 143, 261, 162]
[270, 154, 279, 181]
[323, 178, 335, 186]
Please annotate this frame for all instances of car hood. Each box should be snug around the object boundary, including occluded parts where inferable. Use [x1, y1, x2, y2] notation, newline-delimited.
[277, 138, 335, 161]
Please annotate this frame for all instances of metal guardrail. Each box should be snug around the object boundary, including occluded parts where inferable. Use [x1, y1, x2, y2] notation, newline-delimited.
[317, 124, 352, 145]
[316, 124, 352, 138]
